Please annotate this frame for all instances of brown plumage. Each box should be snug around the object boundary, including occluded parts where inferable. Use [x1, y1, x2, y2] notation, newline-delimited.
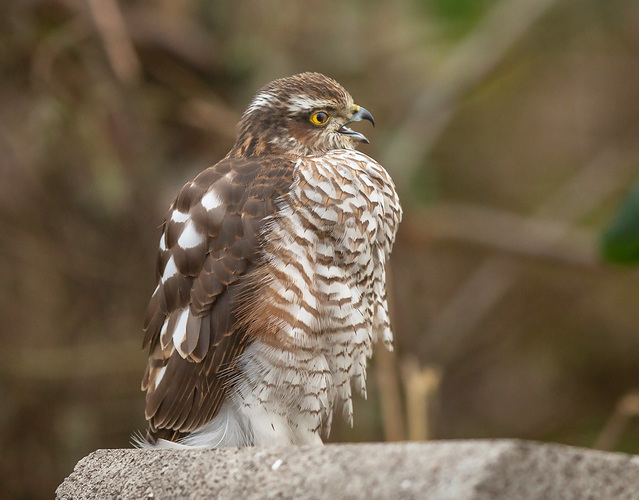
[139, 73, 401, 448]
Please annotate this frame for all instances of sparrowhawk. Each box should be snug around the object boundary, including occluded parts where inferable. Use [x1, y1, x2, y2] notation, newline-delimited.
[140, 72, 401, 448]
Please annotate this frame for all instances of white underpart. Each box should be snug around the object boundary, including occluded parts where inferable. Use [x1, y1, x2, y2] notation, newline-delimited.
[178, 220, 205, 249]
[139, 401, 251, 449]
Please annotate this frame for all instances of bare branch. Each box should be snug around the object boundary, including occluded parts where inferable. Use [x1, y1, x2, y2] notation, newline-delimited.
[376, 264, 407, 441]
[383, 0, 563, 188]
[401, 358, 442, 441]
[424, 141, 639, 363]
[402, 203, 600, 268]
[86, 0, 141, 85]
[594, 391, 639, 451]
[1, 340, 145, 380]
[376, 347, 406, 442]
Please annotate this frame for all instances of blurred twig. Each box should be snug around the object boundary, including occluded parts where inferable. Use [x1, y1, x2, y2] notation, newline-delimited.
[383, 0, 562, 189]
[426, 141, 639, 364]
[400, 357, 442, 441]
[375, 265, 406, 442]
[1, 341, 144, 380]
[594, 391, 639, 451]
[86, 0, 141, 85]
[180, 98, 241, 140]
[376, 348, 406, 442]
[139, 52, 239, 140]
[403, 202, 600, 268]
[0, 224, 147, 292]
[123, 3, 223, 71]
[31, 17, 90, 92]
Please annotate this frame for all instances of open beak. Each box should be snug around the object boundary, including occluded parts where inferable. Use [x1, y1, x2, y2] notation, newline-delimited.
[338, 105, 375, 144]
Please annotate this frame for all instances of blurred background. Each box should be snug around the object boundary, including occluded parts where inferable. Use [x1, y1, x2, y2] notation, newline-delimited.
[2, 0, 639, 497]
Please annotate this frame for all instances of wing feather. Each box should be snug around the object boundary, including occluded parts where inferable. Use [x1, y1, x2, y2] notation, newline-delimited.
[142, 155, 296, 441]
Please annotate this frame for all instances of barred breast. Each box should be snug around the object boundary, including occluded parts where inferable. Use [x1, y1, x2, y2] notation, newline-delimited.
[231, 149, 401, 445]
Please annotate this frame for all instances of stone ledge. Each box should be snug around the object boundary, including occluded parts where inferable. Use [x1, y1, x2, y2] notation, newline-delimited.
[56, 440, 639, 499]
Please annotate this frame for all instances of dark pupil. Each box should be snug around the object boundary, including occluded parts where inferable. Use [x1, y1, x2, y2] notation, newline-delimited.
[315, 112, 327, 123]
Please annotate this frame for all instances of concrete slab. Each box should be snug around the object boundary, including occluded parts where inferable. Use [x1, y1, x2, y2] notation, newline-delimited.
[56, 440, 639, 499]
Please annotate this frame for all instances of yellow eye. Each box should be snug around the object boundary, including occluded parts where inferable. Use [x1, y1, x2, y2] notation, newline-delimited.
[310, 111, 330, 126]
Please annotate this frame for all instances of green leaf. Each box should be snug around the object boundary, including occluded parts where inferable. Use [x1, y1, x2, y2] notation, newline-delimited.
[419, 0, 496, 28]
[601, 183, 639, 264]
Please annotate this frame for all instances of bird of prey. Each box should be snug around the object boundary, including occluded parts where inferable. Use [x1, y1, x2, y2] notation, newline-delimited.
[139, 72, 401, 448]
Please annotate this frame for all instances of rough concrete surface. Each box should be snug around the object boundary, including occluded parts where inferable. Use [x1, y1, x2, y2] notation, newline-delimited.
[56, 440, 639, 499]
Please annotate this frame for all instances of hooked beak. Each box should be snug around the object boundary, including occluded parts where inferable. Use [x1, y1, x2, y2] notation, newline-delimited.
[338, 105, 375, 144]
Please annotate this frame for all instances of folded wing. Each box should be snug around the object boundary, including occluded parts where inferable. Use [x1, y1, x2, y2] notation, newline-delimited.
[141, 155, 297, 441]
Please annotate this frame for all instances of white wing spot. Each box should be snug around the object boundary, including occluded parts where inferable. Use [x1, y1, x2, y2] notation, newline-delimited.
[271, 459, 283, 471]
[159, 319, 168, 339]
[154, 366, 167, 388]
[201, 190, 223, 211]
[161, 256, 178, 283]
[172, 307, 189, 348]
[159, 234, 167, 251]
[171, 210, 190, 223]
[178, 220, 205, 249]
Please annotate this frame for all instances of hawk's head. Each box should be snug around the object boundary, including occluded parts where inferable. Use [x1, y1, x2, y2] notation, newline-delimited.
[231, 72, 374, 157]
